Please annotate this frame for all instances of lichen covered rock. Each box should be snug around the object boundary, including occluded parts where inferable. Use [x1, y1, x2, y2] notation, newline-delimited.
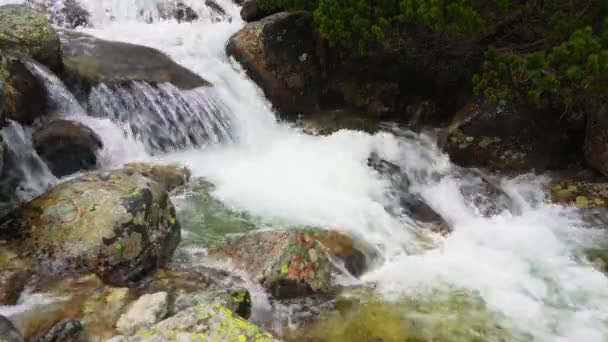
[210, 229, 370, 299]
[0, 4, 62, 71]
[3, 170, 181, 285]
[33, 120, 103, 177]
[227, 12, 320, 116]
[132, 303, 278, 341]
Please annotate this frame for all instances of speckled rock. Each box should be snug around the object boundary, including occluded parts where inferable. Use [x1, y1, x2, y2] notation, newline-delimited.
[2, 170, 181, 286]
[442, 100, 579, 173]
[33, 120, 103, 177]
[0, 53, 48, 124]
[210, 229, 371, 299]
[240, 0, 277, 22]
[122, 163, 190, 193]
[0, 5, 62, 71]
[0, 315, 22, 342]
[227, 12, 320, 116]
[60, 31, 209, 94]
[116, 292, 169, 335]
[35, 319, 85, 342]
[130, 304, 278, 341]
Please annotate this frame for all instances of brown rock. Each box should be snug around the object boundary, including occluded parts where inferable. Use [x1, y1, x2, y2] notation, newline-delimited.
[227, 12, 320, 117]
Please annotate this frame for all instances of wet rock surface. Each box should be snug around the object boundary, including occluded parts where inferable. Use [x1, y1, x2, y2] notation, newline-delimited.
[209, 229, 371, 299]
[584, 105, 608, 177]
[123, 163, 191, 193]
[0, 4, 62, 71]
[60, 31, 210, 94]
[33, 119, 103, 177]
[34, 319, 85, 342]
[1, 170, 181, 286]
[0, 53, 48, 125]
[228, 12, 320, 116]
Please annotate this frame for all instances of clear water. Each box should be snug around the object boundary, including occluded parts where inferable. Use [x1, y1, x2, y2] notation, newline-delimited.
[1, 0, 607, 340]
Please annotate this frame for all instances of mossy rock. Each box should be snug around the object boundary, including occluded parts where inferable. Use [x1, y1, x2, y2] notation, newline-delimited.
[130, 304, 278, 341]
[291, 289, 528, 342]
[0, 53, 48, 124]
[549, 181, 608, 209]
[209, 229, 372, 299]
[0, 5, 61, 71]
[1, 170, 181, 286]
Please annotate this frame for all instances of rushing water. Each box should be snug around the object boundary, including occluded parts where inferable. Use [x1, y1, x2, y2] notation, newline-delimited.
[2, 0, 608, 340]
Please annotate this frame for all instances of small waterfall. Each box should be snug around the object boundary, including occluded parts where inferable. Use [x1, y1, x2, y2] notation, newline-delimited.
[0, 122, 57, 216]
[88, 82, 234, 153]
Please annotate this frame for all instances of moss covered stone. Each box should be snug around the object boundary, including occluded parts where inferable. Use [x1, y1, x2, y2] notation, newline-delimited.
[0, 52, 48, 124]
[0, 5, 61, 71]
[3, 170, 181, 286]
[132, 303, 278, 341]
[549, 181, 608, 209]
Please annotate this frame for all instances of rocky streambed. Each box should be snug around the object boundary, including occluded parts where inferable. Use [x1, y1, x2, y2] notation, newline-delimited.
[0, 1, 607, 342]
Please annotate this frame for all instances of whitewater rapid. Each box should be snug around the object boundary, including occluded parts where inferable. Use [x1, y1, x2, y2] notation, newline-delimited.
[2, 0, 608, 340]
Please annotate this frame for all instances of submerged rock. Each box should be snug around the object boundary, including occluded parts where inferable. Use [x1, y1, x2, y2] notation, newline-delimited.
[227, 12, 320, 116]
[33, 120, 103, 177]
[60, 31, 210, 94]
[2, 170, 181, 286]
[26, 0, 90, 29]
[0, 4, 62, 71]
[0, 53, 48, 125]
[0, 315, 22, 342]
[156, 1, 199, 23]
[123, 163, 190, 193]
[172, 178, 257, 249]
[209, 229, 371, 299]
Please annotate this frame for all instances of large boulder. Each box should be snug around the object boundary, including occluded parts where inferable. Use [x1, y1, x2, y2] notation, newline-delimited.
[227, 12, 321, 116]
[584, 105, 608, 177]
[0, 5, 62, 71]
[209, 229, 371, 299]
[60, 31, 210, 94]
[0, 53, 48, 124]
[33, 120, 103, 177]
[442, 100, 580, 172]
[1, 170, 181, 286]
